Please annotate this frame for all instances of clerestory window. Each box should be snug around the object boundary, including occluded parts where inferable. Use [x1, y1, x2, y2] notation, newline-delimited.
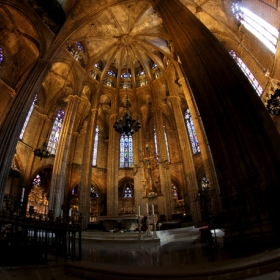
[229, 50, 263, 96]
[231, 3, 279, 54]
[184, 109, 200, 155]
[92, 126, 99, 166]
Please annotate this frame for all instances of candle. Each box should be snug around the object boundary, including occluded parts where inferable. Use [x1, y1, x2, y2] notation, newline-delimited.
[146, 202, 149, 214]
[138, 205, 140, 216]
[69, 208, 72, 217]
[152, 204, 154, 215]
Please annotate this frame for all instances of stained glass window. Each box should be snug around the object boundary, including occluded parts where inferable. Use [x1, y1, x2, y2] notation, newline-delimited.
[153, 127, 159, 158]
[231, 3, 278, 54]
[120, 134, 133, 168]
[107, 70, 116, 77]
[124, 185, 133, 198]
[0, 47, 3, 64]
[172, 183, 178, 198]
[76, 41, 85, 53]
[92, 126, 99, 166]
[91, 186, 98, 198]
[94, 62, 101, 70]
[185, 109, 200, 155]
[33, 174, 42, 186]
[20, 95, 37, 139]
[229, 50, 263, 96]
[47, 110, 65, 155]
[152, 63, 157, 70]
[121, 72, 132, 78]
[136, 70, 145, 77]
[164, 126, 170, 162]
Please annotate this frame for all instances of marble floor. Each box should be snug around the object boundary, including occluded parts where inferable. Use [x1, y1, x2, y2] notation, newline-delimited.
[64, 227, 280, 279]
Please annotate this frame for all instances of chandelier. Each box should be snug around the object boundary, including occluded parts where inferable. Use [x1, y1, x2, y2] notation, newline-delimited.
[34, 142, 51, 160]
[113, 95, 141, 136]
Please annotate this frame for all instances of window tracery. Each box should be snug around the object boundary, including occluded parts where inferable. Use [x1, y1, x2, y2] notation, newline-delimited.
[120, 134, 133, 168]
[20, 95, 37, 139]
[184, 109, 200, 155]
[229, 50, 263, 96]
[47, 110, 65, 155]
[231, 3, 278, 53]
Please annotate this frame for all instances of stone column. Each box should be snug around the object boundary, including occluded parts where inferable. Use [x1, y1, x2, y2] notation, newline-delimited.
[80, 108, 98, 229]
[153, 0, 280, 247]
[48, 95, 81, 218]
[0, 59, 51, 210]
[132, 115, 144, 214]
[106, 111, 119, 216]
[167, 94, 201, 224]
[152, 106, 173, 220]
[178, 76, 221, 214]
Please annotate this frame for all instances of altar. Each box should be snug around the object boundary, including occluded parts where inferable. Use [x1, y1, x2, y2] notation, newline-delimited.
[98, 215, 139, 231]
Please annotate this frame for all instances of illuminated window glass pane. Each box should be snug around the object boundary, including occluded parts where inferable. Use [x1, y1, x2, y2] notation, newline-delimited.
[94, 62, 101, 70]
[91, 186, 98, 198]
[107, 70, 116, 77]
[121, 72, 132, 78]
[231, 3, 278, 53]
[185, 109, 200, 155]
[120, 134, 133, 168]
[33, 174, 42, 186]
[47, 110, 65, 155]
[153, 127, 159, 157]
[229, 50, 263, 96]
[124, 185, 133, 198]
[20, 95, 37, 139]
[0, 47, 3, 64]
[92, 126, 99, 166]
[164, 126, 170, 162]
[76, 41, 85, 53]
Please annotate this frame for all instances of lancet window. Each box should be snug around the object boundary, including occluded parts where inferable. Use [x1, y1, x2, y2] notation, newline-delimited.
[184, 109, 200, 155]
[47, 110, 65, 155]
[229, 50, 263, 96]
[0, 47, 3, 64]
[92, 126, 99, 166]
[231, 3, 278, 53]
[120, 134, 133, 168]
[20, 95, 37, 139]
[164, 126, 170, 162]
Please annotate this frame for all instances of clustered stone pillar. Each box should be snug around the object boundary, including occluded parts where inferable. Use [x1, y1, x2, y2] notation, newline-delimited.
[153, 0, 280, 248]
[80, 107, 98, 229]
[48, 95, 81, 218]
[106, 111, 120, 216]
[152, 103, 173, 219]
[166, 92, 201, 224]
